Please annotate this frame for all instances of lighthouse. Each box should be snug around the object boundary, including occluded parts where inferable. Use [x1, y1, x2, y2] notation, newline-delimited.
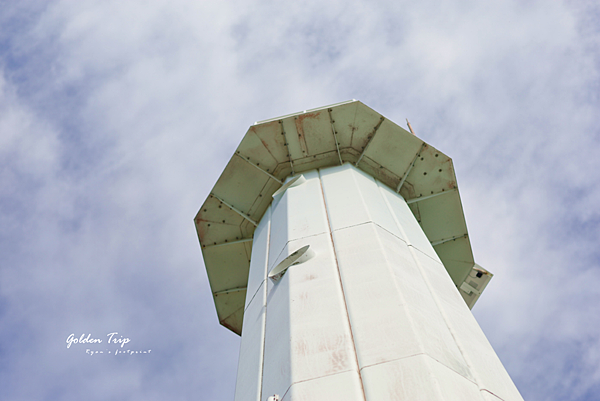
[194, 100, 524, 401]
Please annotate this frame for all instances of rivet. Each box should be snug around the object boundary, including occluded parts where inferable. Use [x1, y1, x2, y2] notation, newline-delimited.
[439, 169, 442, 172]
[208, 224, 211, 227]
[423, 172, 427, 175]
[421, 157, 424, 161]
[218, 205, 222, 208]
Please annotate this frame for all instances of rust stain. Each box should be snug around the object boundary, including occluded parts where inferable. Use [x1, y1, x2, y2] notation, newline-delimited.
[261, 121, 284, 151]
[328, 348, 348, 373]
[196, 223, 207, 239]
[295, 113, 318, 155]
[304, 274, 317, 282]
[294, 338, 309, 357]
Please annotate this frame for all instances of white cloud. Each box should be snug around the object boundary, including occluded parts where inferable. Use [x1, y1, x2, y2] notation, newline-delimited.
[1, 1, 599, 400]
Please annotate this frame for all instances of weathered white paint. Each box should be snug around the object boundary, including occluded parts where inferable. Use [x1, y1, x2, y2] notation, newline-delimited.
[233, 164, 523, 401]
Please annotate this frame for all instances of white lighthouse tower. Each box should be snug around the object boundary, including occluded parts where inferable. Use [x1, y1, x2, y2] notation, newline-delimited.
[195, 101, 524, 401]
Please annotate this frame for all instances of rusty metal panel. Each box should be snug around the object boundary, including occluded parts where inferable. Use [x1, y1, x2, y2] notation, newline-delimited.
[248, 120, 289, 163]
[348, 102, 384, 150]
[211, 155, 270, 217]
[359, 118, 422, 178]
[195, 195, 246, 247]
[215, 289, 246, 335]
[416, 190, 469, 242]
[261, 233, 358, 399]
[288, 110, 335, 158]
[404, 144, 456, 196]
[361, 354, 483, 400]
[329, 101, 358, 150]
[236, 130, 280, 175]
[201, 243, 250, 293]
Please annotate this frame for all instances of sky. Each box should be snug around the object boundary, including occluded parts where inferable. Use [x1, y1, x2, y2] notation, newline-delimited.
[1, 1, 599, 400]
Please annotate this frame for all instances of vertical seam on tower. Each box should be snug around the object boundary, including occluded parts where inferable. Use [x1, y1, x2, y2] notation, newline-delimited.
[258, 206, 271, 401]
[377, 181, 486, 399]
[318, 168, 368, 401]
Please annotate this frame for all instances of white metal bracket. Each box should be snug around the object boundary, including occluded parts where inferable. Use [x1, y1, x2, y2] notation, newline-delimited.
[268, 245, 315, 282]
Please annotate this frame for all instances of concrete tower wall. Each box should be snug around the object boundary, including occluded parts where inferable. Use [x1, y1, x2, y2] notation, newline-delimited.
[234, 163, 523, 401]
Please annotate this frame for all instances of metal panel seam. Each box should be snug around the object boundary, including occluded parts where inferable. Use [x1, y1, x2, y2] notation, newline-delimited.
[279, 368, 361, 401]
[327, 108, 343, 165]
[396, 142, 425, 193]
[279, 120, 295, 175]
[356, 117, 384, 166]
[267, 230, 330, 270]
[258, 208, 272, 401]
[358, 352, 479, 386]
[318, 168, 367, 401]
[235, 152, 284, 184]
[244, 281, 264, 313]
[379, 186, 485, 395]
[331, 221, 409, 246]
[480, 389, 506, 401]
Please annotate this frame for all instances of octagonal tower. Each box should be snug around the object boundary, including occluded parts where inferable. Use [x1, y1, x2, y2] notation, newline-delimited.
[195, 101, 523, 401]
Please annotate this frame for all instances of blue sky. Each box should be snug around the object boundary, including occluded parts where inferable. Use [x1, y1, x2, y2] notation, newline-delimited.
[1, 1, 599, 400]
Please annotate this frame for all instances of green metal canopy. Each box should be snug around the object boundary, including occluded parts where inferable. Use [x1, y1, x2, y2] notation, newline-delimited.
[195, 100, 491, 335]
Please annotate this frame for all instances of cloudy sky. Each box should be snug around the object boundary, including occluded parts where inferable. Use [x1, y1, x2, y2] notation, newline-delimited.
[1, 1, 599, 400]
